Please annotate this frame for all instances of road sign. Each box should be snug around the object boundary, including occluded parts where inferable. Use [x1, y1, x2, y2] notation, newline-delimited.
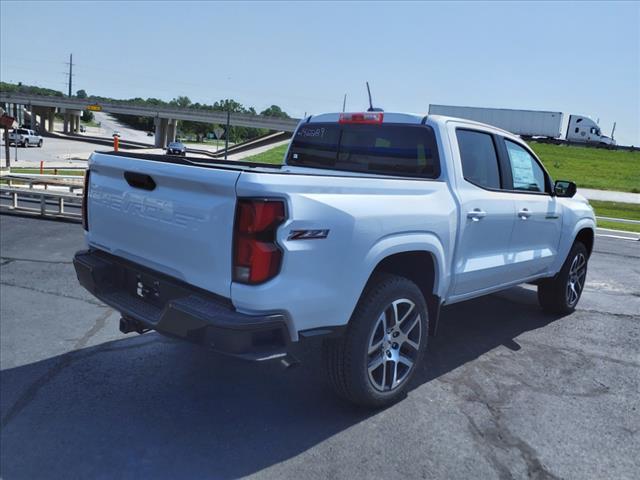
[87, 104, 102, 112]
[213, 127, 224, 139]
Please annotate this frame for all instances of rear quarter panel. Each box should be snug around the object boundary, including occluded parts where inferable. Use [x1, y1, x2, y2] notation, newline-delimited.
[232, 172, 456, 338]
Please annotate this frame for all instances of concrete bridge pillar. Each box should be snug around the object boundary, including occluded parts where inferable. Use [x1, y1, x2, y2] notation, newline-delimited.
[47, 108, 55, 133]
[29, 106, 37, 130]
[63, 112, 70, 133]
[154, 118, 168, 148]
[166, 119, 177, 144]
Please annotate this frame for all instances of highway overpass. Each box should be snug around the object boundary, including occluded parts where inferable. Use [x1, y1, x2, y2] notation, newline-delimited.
[0, 92, 301, 147]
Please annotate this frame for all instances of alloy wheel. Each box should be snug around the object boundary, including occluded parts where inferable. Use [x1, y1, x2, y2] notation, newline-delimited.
[566, 253, 587, 307]
[367, 298, 422, 392]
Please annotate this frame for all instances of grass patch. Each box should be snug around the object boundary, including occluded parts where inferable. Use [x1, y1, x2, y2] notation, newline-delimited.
[590, 200, 640, 220]
[590, 200, 640, 233]
[244, 144, 288, 165]
[242, 141, 640, 193]
[8, 168, 84, 175]
[528, 142, 640, 193]
[597, 220, 640, 233]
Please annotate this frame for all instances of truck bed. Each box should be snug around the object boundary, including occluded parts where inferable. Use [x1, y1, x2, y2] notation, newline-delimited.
[97, 150, 285, 173]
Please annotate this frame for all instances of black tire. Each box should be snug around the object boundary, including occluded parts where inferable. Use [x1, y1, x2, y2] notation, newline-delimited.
[538, 241, 588, 314]
[323, 274, 428, 408]
[22, 140, 28, 147]
[38, 139, 43, 147]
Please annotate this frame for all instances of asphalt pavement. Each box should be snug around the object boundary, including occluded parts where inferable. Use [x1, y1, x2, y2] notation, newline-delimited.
[0, 214, 638, 479]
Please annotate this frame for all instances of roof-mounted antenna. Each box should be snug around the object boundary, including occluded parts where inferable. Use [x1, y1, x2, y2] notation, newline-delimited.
[366, 82, 383, 112]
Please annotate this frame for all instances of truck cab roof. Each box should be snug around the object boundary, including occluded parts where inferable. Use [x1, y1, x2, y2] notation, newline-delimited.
[306, 111, 520, 139]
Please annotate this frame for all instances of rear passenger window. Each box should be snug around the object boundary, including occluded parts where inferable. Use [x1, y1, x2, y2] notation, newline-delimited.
[504, 140, 547, 192]
[456, 130, 501, 189]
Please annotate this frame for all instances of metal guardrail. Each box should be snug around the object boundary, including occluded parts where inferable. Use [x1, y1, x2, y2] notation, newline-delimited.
[0, 186, 82, 221]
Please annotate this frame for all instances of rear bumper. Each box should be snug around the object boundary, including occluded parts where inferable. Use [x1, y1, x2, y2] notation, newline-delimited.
[73, 249, 290, 361]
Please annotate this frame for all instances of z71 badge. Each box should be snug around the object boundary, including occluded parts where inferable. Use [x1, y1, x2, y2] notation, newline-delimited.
[288, 229, 330, 240]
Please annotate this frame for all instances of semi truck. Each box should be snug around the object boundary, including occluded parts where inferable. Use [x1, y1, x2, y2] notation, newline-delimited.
[428, 105, 616, 146]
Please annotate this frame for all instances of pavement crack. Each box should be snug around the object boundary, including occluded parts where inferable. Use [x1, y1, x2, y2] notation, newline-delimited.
[519, 339, 640, 370]
[0, 335, 162, 430]
[0, 280, 105, 306]
[73, 309, 113, 350]
[0, 256, 73, 265]
[0, 356, 70, 430]
[440, 374, 559, 479]
[577, 308, 639, 319]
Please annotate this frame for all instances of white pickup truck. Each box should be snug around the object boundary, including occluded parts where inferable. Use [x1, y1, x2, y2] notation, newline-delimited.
[9, 128, 43, 147]
[74, 111, 595, 407]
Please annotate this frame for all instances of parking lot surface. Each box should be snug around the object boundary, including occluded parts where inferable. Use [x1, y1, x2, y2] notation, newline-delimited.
[0, 214, 638, 479]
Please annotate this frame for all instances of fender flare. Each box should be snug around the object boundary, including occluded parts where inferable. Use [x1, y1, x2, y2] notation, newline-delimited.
[552, 217, 596, 273]
[361, 232, 448, 299]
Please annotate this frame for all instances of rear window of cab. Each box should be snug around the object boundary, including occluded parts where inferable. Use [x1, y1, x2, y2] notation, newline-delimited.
[287, 123, 440, 179]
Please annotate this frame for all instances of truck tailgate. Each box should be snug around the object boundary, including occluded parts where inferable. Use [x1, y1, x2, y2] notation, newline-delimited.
[86, 152, 240, 298]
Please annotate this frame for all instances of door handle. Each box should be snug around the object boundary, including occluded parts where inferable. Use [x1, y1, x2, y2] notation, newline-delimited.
[467, 208, 487, 221]
[518, 208, 531, 220]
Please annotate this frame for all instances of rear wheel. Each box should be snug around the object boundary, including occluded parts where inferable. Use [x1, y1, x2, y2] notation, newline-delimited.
[538, 242, 588, 314]
[22, 139, 28, 147]
[323, 274, 428, 408]
[38, 139, 43, 147]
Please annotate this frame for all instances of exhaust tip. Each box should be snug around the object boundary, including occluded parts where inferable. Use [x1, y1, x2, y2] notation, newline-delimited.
[280, 354, 300, 369]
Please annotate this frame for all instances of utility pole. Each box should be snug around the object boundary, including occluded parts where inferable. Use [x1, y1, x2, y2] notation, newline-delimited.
[67, 53, 73, 97]
[1, 107, 9, 168]
[3, 128, 9, 168]
[342, 94, 347, 112]
[224, 110, 230, 160]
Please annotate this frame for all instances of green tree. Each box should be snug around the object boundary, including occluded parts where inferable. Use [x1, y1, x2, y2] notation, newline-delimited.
[76, 89, 88, 99]
[260, 105, 289, 118]
[81, 110, 94, 122]
[171, 96, 192, 108]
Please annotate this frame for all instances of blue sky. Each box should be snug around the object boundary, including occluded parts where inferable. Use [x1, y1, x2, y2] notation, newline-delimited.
[1, 1, 638, 145]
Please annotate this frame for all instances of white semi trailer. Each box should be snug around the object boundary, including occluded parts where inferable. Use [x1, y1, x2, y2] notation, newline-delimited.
[428, 105, 616, 146]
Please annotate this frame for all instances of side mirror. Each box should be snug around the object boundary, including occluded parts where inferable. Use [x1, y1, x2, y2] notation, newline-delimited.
[554, 180, 577, 198]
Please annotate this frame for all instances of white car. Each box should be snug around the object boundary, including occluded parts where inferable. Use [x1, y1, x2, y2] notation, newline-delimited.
[9, 128, 43, 147]
[74, 111, 595, 407]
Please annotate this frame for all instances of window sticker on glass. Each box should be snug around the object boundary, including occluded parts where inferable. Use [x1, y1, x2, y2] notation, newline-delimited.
[505, 141, 545, 192]
[509, 149, 535, 189]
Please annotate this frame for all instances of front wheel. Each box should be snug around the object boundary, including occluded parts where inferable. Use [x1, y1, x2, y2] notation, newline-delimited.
[538, 242, 588, 314]
[323, 274, 428, 408]
[38, 139, 43, 147]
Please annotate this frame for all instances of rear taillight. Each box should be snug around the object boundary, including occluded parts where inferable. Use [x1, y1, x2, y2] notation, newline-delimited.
[82, 169, 90, 231]
[339, 112, 384, 124]
[233, 199, 286, 284]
